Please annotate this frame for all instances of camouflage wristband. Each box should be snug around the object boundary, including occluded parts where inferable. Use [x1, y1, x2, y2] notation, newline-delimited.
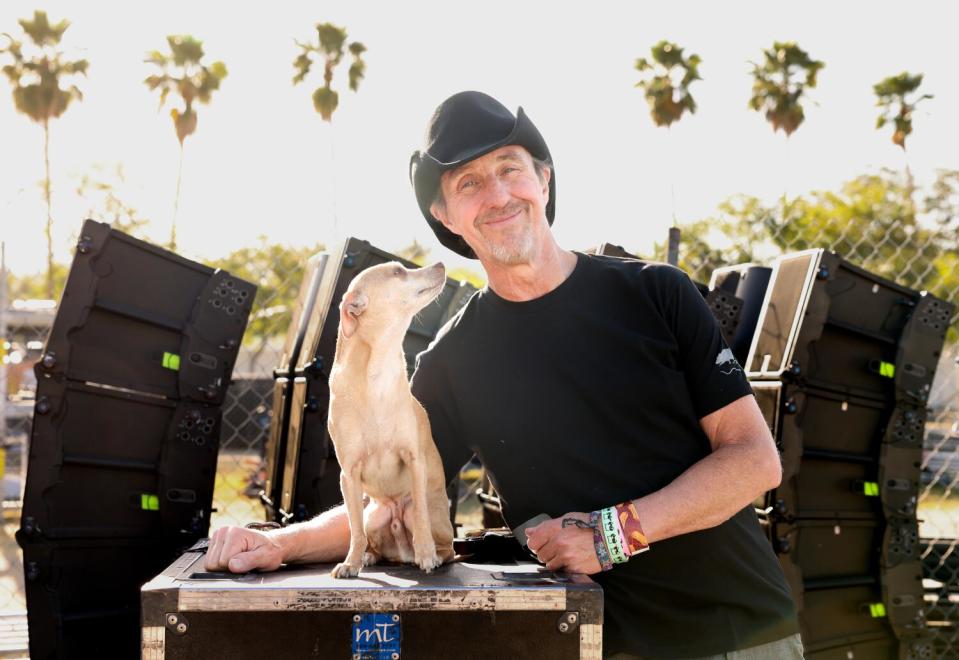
[589, 510, 613, 571]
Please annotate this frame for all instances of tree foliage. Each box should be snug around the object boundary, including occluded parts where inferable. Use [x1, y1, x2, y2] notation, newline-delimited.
[7, 263, 68, 302]
[293, 22, 366, 122]
[0, 10, 87, 123]
[144, 34, 227, 250]
[874, 72, 932, 151]
[748, 41, 823, 136]
[75, 163, 151, 239]
[204, 239, 326, 345]
[634, 40, 701, 128]
[395, 240, 430, 266]
[1, 10, 88, 299]
[144, 35, 227, 144]
[669, 169, 959, 337]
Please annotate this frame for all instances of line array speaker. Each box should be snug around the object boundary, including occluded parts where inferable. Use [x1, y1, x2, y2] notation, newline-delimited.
[709, 263, 772, 365]
[747, 248, 951, 660]
[746, 249, 948, 403]
[16, 220, 255, 659]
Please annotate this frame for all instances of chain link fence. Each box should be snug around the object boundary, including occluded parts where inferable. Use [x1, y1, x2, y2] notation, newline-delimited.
[1, 202, 957, 653]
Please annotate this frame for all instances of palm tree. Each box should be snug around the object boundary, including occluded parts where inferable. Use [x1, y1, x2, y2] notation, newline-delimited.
[749, 41, 823, 224]
[144, 35, 227, 251]
[748, 41, 823, 137]
[634, 40, 701, 262]
[292, 22, 366, 240]
[1, 10, 88, 299]
[634, 40, 701, 128]
[874, 72, 931, 151]
[874, 72, 932, 217]
[292, 22, 366, 122]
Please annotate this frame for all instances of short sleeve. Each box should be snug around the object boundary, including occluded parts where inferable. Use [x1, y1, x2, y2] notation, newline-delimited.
[659, 266, 754, 418]
[410, 348, 474, 487]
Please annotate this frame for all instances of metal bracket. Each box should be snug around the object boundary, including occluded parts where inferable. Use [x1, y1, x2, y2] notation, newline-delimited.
[557, 611, 579, 634]
[165, 612, 189, 636]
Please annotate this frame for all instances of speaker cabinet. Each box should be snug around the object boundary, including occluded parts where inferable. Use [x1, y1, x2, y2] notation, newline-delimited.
[804, 633, 931, 660]
[745, 250, 950, 654]
[709, 264, 771, 365]
[746, 249, 952, 405]
[35, 220, 253, 405]
[17, 220, 255, 659]
[21, 380, 220, 542]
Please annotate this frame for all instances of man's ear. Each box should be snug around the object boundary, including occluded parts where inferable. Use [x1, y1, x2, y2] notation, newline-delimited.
[540, 165, 552, 198]
[339, 290, 368, 339]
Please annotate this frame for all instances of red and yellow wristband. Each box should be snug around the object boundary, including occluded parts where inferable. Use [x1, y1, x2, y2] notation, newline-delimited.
[614, 500, 651, 556]
[591, 500, 650, 570]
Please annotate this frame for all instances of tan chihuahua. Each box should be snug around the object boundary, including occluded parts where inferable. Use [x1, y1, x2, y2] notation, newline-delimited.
[328, 261, 455, 578]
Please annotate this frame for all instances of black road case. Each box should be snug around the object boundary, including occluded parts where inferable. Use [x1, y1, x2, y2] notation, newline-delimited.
[142, 551, 603, 659]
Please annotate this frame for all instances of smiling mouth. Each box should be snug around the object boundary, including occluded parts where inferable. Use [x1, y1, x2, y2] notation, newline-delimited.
[483, 209, 522, 226]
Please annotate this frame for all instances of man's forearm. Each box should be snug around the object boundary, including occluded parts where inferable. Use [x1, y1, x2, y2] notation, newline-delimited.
[273, 504, 351, 563]
[633, 440, 779, 544]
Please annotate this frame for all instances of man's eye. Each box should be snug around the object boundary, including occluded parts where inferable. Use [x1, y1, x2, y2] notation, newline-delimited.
[459, 178, 477, 190]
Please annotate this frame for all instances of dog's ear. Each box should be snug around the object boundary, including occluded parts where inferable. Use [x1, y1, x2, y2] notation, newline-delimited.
[339, 290, 368, 338]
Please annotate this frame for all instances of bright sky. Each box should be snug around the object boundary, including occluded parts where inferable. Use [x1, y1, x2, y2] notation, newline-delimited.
[1, 1, 957, 278]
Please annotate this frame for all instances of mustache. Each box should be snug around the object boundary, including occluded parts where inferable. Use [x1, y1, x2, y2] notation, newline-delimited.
[476, 202, 528, 227]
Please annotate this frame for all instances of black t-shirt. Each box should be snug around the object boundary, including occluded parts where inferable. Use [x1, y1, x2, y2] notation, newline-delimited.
[411, 252, 798, 658]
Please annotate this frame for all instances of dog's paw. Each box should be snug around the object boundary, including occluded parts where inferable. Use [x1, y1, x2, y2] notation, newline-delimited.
[414, 549, 441, 573]
[331, 561, 361, 579]
[362, 552, 380, 567]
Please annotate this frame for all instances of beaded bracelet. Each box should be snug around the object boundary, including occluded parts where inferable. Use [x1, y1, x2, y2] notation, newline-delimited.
[589, 510, 613, 572]
[601, 506, 629, 564]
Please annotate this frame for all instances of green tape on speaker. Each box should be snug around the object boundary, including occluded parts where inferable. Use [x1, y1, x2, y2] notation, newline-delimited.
[863, 481, 880, 497]
[140, 494, 160, 511]
[869, 602, 886, 618]
[162, 352, 180, 371]
[878, 361, 895, 378]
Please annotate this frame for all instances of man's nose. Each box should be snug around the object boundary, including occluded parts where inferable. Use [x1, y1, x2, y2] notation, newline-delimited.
[484, 176, 512, 207]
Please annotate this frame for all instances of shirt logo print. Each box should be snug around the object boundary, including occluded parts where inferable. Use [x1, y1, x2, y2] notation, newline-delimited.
[715, 347, 742, 376]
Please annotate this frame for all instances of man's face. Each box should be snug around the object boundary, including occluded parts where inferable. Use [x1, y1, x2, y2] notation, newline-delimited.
[430, 145, 551, 265]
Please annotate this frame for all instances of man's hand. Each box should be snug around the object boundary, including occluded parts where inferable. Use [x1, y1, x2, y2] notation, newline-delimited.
[205, 526, 285, 573]
[525, 512, 601, 574]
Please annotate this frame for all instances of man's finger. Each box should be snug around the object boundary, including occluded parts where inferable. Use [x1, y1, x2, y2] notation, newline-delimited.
[228, 548, 261, 573]
[526, 519, 561, 551]
[209, 527, 251, 572]
[226, 529, 255, 571]
[525, 524, 545, 552]
[204, 531, 219, 570]
[205, 528, 228, 570]
[532, 536, 558, 564]
[545, 555, 568, 572]
[230, 536, 283, 573]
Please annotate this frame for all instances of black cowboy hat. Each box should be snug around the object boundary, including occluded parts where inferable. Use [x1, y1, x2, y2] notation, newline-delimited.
[409, 91, 556, 259]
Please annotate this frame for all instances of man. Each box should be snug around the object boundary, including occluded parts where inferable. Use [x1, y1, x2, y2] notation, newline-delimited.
[206, 91, 802, 659]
